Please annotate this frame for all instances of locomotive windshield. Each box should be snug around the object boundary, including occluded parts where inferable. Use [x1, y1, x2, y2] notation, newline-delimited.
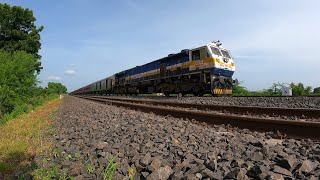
[210, 47, 222, 56]
[221, 49, 231, 59]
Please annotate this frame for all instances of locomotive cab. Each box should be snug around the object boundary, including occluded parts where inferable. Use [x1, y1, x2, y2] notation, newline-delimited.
[188, 41, 236, 95]
[207, 42, 235, 95]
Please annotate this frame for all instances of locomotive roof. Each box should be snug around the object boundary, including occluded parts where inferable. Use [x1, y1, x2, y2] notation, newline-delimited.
[115, 50, 189, 76]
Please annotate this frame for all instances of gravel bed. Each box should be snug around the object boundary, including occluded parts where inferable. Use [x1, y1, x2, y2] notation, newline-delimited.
[159, 105, 320, 122]
[155, 105, 320, 123]
[43, 96, 320, 179]
[106, 96, 320, 109]
[91, 98, 320, 122]
[91, 96, 320, 122]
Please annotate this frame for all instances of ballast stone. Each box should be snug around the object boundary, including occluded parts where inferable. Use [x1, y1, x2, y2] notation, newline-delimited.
[146, 165, 173, 180]
[299, 160, 317, 173]
[276, 156, 297, 170]
[273, 165, 292, 177]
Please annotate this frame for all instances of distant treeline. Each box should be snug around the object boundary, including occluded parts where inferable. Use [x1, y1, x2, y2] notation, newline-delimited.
[233, 82, 320, 96]
[0, 3, 67, 123]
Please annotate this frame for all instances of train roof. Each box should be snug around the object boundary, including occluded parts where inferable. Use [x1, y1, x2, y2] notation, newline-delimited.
[115, 50, 188, 76]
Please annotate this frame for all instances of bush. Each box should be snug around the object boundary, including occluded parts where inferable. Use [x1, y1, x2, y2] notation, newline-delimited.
[232, 82, 250, 96]
[290, 82, 312, 96]
[0, 50, 66, 124]
[47, 82, 67, 94]
[233, 81, 318, 97]
[0, 4, 66, 124]
[0, 50, 37, 119]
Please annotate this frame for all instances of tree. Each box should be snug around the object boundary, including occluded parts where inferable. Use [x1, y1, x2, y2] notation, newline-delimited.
[305, 86, 312, 95]
[47, 82, 67, 94]
[0, 50, 38, 116]
[232, 81, 250, 96]
[290, 82, 303, 96]
[314, 87, 320, 94]
[269, 82, 284, 96]
[290, 82, 312, 96]
[0, 3, 44, 73]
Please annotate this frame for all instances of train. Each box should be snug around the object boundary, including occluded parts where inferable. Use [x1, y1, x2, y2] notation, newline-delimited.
[71, 41, 237, 97]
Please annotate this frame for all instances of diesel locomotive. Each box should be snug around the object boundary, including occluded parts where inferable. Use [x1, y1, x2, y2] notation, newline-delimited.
[71, 41, 237, 97]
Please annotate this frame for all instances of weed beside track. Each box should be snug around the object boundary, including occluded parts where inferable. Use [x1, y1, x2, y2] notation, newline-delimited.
[0, 98, 61, 179]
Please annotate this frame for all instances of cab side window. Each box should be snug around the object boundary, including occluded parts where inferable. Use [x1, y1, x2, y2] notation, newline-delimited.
[192, 50, 200, 61]
[200, 48, 207, 59]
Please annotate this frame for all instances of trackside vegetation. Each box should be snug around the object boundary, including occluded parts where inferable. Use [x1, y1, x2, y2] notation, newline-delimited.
[0, 3, 70, 179]
[0, 3, 67, 124]
[232, 82, 320, 96]
[0, 50, 67, 124]
[0, 3, 43, 73]
[0, 3, 68, 179]
[0, 98, 61, 179]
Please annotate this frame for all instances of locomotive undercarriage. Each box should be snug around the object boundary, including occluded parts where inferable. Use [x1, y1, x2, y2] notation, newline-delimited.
[85, 72, 233, 97]
[156, 73, 209, 97]
[113, 72, 229, 97]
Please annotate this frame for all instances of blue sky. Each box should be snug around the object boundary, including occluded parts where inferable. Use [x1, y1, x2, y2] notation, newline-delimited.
[2, 0, 320, 91]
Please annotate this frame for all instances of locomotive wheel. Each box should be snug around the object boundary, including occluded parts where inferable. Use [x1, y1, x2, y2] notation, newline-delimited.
[193, 91, 204, 97]
[211, 93, 220, 97]
[164, 91, 171, 97]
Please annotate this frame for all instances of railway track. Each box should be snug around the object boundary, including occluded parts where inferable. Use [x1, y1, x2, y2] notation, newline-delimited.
[84, 96, 320, 119]
[75, 95, 320, 140]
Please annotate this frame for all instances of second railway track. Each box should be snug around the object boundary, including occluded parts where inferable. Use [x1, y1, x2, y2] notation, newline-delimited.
[86, 96, 320, 119]
[75, 95, 320, 140]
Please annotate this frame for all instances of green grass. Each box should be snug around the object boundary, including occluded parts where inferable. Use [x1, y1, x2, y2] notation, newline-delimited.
[0, 98, 61, 178]
[0, 94, 59, 125]
[103, 155, 118, 180]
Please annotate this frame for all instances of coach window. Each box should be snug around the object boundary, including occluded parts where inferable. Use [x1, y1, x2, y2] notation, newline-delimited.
[192, 50, 200, 61]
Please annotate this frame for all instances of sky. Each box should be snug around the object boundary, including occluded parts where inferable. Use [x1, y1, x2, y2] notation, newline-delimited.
[2, 0, 320, 91]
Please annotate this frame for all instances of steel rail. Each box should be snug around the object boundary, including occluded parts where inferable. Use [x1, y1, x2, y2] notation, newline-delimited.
[85, 96, 320, 119]
[233, 95, 320, 98]
[77, 96, 320, 140]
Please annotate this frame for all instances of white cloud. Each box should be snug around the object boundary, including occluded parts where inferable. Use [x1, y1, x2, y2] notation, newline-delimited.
[64, 69, 76, 76]
[47, 75, 62, 81]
